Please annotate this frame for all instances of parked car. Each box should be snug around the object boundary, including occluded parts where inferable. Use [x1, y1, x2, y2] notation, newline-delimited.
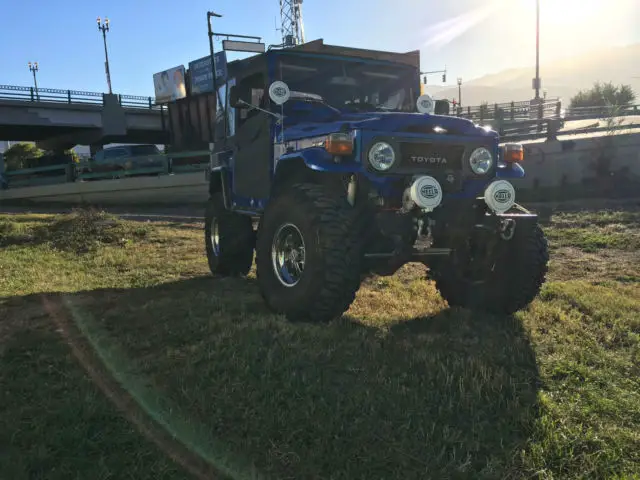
[78, 144, 166, 180]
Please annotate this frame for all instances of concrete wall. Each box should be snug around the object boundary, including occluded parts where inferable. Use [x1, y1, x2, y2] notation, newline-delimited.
[0, 172, 208, 206]
[519, 131, 640, 189]
[0, 98, 162, 131]
[0, 98, 165, 148]
[125, 109, 164, 130]
[0, 101, 103, 129]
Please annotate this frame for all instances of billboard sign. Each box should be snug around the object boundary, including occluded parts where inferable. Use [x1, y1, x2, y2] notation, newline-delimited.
[188, 52, 228, 95]
[153, 65, 187, 104]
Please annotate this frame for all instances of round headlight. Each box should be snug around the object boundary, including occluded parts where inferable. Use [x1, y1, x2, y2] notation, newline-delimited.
[469, 147, 493, 175]
[368, 142, 396, 171]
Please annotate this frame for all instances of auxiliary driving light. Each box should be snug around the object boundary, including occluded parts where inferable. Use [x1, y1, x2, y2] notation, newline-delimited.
[409, 175, 443, 211]
[484, 180, 516, 214]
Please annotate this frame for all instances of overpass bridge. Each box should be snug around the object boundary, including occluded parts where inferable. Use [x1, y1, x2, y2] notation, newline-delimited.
[0, 84, 169, 152]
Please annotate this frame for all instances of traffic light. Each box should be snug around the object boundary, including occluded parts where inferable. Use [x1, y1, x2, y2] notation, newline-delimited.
[442, 73, 446, 83]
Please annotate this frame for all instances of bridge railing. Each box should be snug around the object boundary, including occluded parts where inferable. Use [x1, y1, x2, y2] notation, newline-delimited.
[457, 100, 640, 141]
[455, 98, 562, 123]
[0, 84, 162, 110]
[1, 150, 210, 190]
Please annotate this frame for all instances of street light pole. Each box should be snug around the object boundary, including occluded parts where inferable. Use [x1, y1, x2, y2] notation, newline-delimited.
[534, 0, 540, 99]
[457, 77, 463, 107]
[207, 10, 223, 111]
[97, 17, 113, 94]
[28, 62, 39, 101]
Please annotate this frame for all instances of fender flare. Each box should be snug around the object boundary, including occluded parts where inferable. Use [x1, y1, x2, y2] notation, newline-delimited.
[276, 147, 360, 174]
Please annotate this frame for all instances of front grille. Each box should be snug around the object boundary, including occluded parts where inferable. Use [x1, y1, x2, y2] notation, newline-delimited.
[399, 143, 464, 170]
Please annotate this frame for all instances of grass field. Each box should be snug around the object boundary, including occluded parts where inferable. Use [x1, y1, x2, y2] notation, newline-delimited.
[1, 207, 639, 479]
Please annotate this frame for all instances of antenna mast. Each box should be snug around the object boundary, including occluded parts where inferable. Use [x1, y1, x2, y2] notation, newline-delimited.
[279, 0, 305, 47]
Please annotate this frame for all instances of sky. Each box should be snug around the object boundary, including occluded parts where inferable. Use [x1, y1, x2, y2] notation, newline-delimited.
[1, 0, 638, 97]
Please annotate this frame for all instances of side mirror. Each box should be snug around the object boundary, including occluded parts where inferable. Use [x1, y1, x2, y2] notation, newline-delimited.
[434, 99, 450, 115]
[229, 85, 249, 109]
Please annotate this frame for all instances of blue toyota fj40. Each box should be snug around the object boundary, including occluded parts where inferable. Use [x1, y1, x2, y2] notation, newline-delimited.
[202, 39, 549, 322]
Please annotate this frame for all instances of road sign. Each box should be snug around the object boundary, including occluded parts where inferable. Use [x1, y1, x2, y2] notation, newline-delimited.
[222, 39, 265, 53]
[532, 77, 542, 90]
[188, 52, 228, 95]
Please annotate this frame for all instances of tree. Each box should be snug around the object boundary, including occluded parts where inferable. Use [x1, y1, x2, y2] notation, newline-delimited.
[3, 142, 43, 171]
[64, 149, 80, 164]
[570, 82, 636, 109]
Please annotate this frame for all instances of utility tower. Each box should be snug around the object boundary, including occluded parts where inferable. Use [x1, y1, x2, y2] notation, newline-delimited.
[280, 0, 305, 47]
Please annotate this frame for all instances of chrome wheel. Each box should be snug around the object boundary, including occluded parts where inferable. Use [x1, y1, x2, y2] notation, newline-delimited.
[271, 222, 306, 287]
[211, 217, 220, 256]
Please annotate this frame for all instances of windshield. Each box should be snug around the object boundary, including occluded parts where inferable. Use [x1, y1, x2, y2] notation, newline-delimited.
[274, 54, 417, 113]
[129, 145, 161, 156]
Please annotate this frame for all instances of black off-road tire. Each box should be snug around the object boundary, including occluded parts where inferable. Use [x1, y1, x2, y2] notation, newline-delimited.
[255, 183, 363, 323]
[433, 224, 549, 315]
[204, 192, 255, 276]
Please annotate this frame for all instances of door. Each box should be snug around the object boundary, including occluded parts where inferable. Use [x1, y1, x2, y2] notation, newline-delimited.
[228, 75, 273, 200]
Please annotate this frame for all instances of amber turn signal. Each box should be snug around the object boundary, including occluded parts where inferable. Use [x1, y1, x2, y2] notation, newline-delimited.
[324, 133, 353, 156]
[502, 143, 524, 163]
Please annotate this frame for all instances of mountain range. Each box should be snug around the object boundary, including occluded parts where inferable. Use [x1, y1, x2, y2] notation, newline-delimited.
[424, 43, 640, 107]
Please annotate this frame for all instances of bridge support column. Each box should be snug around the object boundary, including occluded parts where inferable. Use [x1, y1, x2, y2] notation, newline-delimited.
[89, 144, 103, 157]
[102, 94, 127, 136]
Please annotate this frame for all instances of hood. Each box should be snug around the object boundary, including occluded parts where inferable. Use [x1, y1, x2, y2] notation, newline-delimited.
[281, 109, 497, 142]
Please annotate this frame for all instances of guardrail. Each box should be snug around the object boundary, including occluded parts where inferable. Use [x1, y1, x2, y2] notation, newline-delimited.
[456, 98, 562, 123]
[563, 103, 640, 119]
[501, 118, 640, 143]
[471, 102, 640, 142]
[0, 84, 162, 111]
[1, 150, 210, 189]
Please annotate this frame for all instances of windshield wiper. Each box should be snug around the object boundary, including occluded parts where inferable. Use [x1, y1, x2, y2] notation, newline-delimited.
[343, 102, 395, 113]
[290, 95, 341, 115]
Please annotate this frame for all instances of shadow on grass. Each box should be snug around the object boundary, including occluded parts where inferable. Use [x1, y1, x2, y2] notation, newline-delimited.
[0, 299, 188, 480]
[6, 276, 541, 479]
